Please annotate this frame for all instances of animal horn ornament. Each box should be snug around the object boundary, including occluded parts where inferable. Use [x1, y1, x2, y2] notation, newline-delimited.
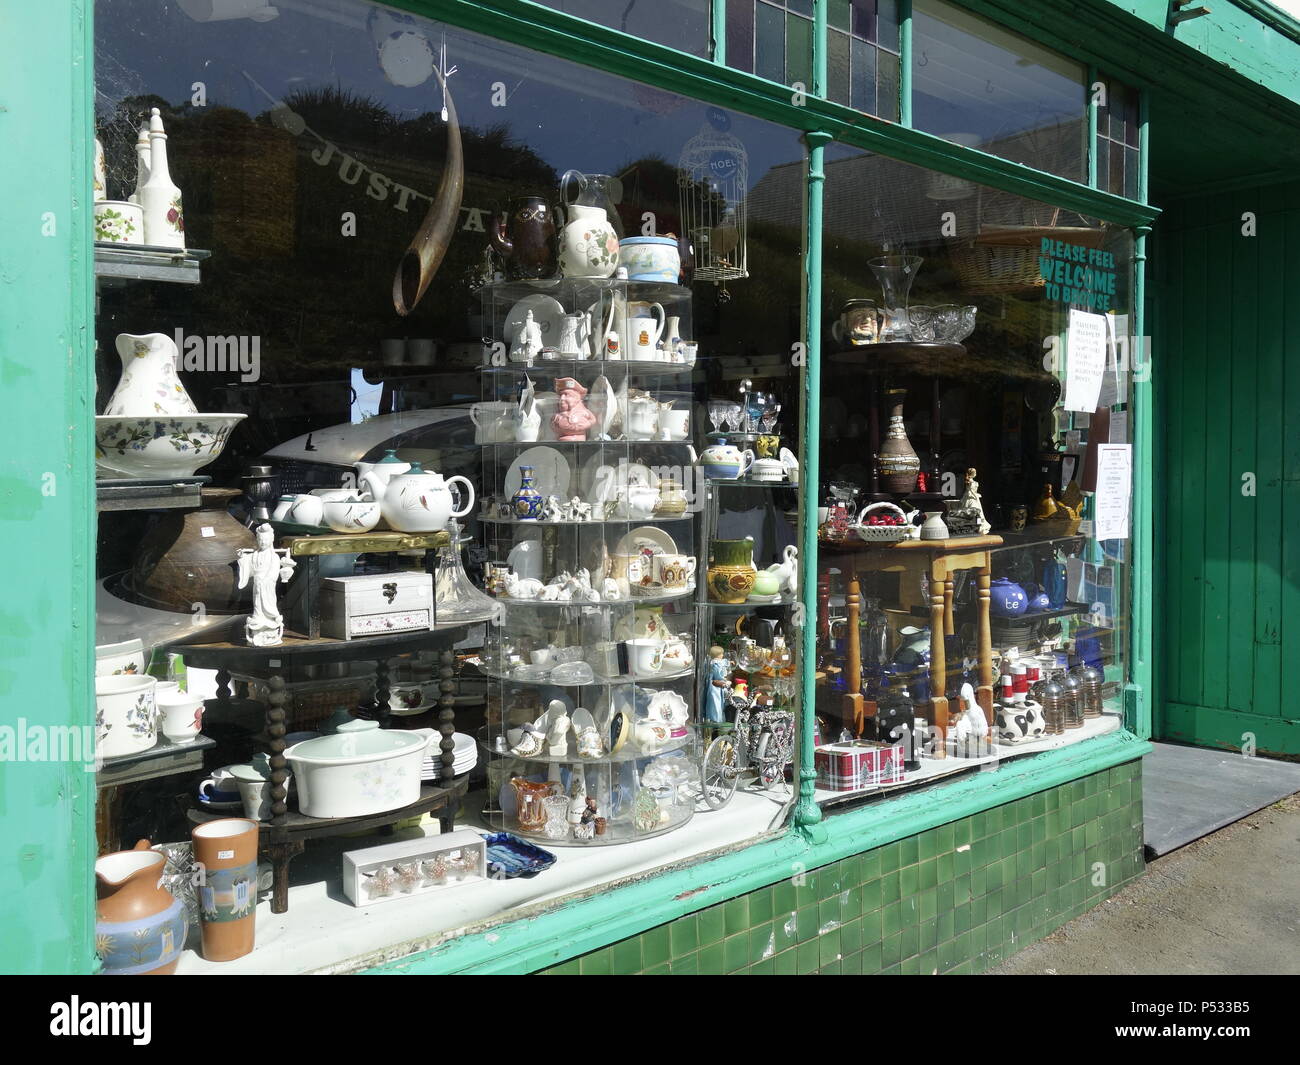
[392, 65, 464, 316]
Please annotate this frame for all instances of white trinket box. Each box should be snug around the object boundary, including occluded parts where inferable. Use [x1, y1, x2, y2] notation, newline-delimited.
[319, 572, 434, 640]
[343, 829, 487, 906]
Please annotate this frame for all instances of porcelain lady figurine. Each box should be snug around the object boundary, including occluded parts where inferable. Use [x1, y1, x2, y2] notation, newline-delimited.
[236, 523, 296, 647]
[104, 332, 198, 417]
[704, 646, 729, 724]
[140, 107, 185, 249]
[959, 467, 991, 534]
[551, 377, 597, 440]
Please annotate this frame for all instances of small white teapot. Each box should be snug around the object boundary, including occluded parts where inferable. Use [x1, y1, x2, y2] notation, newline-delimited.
[378, 462, 476, 533]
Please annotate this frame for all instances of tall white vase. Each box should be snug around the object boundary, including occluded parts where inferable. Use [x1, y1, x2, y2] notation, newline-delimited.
[104, 332, 198, 417]
[140, 108, 185, 248]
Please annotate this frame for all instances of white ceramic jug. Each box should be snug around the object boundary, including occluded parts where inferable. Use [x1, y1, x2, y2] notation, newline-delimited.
[379, 462, 476, 533]
[557, 171, 619, 279]
[104, 332, 198, 417]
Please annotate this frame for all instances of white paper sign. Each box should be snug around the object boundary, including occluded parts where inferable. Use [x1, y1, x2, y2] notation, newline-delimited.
[1097, 312, 1126, 409]
[1064, 309, 1108, 413]
[1109, 409, 1128, 443]
[1094, 443, 1132, 541]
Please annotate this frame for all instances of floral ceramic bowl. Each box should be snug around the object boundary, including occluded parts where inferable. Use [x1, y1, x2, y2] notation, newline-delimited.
[95, 413, 246, 478]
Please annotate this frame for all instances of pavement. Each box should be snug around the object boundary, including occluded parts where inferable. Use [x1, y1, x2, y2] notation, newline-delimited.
[989, 792, 1300, 975]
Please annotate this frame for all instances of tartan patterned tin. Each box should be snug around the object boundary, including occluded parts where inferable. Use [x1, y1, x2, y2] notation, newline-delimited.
[815, 740, 906, 791]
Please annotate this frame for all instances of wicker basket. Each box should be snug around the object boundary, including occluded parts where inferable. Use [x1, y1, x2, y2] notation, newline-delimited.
[851, 501, 912, 543]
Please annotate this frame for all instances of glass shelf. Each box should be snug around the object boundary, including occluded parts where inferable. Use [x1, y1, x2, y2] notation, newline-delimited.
[477, 663, 695, 685]
[475, 278, 690, 302]
[477, 513, 695, 526]
[491, 584, 697, 608]
[94, 242, 211, 286]
[480, 358, 693, 377]
[702, 595, 798, 610]
[476, 726, 694, 764]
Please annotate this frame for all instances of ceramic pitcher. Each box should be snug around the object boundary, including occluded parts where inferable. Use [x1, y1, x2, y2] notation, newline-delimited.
[557, 171, 620, 279]
[95, 840, 187, 975]
[104, 332, 198, 417]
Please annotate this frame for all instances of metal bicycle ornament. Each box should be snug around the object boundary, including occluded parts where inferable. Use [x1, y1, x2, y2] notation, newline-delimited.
[677, 106, 748, 287]
[701, 700, 796, 809]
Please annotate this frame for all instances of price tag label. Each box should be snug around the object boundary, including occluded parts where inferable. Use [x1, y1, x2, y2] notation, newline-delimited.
[200, 526, 215, 538]
[218, 849, 234, 860]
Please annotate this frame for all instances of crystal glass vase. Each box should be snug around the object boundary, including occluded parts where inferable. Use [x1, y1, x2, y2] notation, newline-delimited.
[434, 521, 497, 623]
[868, 254, 923, 341]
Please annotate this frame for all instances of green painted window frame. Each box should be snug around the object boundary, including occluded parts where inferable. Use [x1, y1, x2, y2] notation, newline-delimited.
[0, 0, 1157, 973]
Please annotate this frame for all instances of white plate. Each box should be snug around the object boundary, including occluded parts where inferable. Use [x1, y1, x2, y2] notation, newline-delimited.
[504, 445, 571, 501]
[615, 525, 677, 559]
[504, 294, 565, 347]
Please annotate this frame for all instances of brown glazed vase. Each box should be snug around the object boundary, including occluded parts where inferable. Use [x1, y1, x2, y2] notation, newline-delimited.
[489, 196, 558, 280]
[878, 388, 921, 495]
[95, 839, 186, 975]
[129, 487, 253, 613]
[191, 818, 259, 961]
[707, 538, 757, 604]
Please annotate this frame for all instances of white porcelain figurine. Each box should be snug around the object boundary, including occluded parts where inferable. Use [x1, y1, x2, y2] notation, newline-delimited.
[237, 523, 296, 647]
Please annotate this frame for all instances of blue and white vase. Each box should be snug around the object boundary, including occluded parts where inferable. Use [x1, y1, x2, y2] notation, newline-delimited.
[512, 464, 543, 521]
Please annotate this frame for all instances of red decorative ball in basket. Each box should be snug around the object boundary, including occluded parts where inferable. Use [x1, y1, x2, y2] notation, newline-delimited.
[853, 501, 913, 542]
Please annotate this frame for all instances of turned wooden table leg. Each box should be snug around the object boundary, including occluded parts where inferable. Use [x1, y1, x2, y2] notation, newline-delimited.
[929, 557, 948, 758]
[267, 672, 289, 820]
[265, 838, 305, 915]
[845, 573, 863, 737]
[976, 556, 995, 727]
[943, 575, 956, 637]
[438, 647, 457, 779]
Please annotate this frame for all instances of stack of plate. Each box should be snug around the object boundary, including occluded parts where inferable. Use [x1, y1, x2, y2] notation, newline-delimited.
[422, 732, 476, 782]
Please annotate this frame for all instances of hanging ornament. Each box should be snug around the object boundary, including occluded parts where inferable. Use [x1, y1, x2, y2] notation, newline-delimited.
[677, 106, 748, 283]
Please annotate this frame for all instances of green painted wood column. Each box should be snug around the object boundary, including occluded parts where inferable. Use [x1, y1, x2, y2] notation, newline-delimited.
[0, 0, 97, 973]
[712, 0, 726, 64]
[1125, 87, 1153, 738]
[899, 0, 914, 127]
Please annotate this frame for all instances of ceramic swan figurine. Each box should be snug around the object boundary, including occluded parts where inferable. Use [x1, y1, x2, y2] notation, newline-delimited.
[764, 544, 799, 596]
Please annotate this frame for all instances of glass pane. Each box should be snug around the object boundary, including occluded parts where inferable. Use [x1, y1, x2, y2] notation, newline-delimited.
[818, 140, 1136, 805]
[727, 0, 756, 74]
[1110, 136, 1125, 197]
[877, 0, 899, 52]
[1095, 137, 1109, 192]
[850, 37, 878, 116]
[852, 0, 878, 43]
[787, 14, 813, 90]
[756, 1, 786, 82]
[878, 48, 900, 123]
[829, 30, 852, 107]
[830, 0, 853, 33]
[912, 0, 1086, 182]
[788, 0, 815, 17]
[1124, 145, 1140, 200]
[533, 0, 712, 58]
[93, 0, 807, 964]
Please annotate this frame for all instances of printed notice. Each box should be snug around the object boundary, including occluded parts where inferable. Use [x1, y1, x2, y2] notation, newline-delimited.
[1064, 308, 1108, 413]
[1094, 443, 1132, 541]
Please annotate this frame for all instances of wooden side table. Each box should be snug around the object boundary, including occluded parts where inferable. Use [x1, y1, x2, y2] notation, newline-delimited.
[824, 534, 1002, 757]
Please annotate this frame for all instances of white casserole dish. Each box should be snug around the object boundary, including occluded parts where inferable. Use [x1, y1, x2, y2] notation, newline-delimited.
[284, 720, 433, 819]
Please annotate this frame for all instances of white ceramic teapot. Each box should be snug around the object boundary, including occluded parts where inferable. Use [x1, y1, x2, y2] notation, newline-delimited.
[355, 449, 411, 502]
[376, 462, 476, 533]
[695, 440, 754, 480]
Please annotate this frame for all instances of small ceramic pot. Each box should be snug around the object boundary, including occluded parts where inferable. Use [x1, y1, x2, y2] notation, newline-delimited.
[707, 538, 757, 604]
[618, 236, 680, 282]
[750, 458, 786, 482]
[322, 497, 382, 533]
[93, 200, 144, 244]
[96, 637, 145, 677]
[919, 511, 949, 540]
[700, 440, 754, 480]
[95, 674, 158, 759]
[1009, 505, 1028, 532]
[752, 570, 780, 597]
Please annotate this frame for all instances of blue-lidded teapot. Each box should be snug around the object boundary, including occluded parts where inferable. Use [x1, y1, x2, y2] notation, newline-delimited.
[990, 578, 1029, 618]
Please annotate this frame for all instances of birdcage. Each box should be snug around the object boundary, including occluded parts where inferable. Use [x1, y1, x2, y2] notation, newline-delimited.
[677, 107, 748, 282]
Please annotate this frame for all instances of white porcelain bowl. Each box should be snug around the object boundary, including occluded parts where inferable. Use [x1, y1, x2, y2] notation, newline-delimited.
[95, 414, 246, 479]
[284, 721, 432, 818]
[95, 637, 145, 677]
[322, 497, 382, 533]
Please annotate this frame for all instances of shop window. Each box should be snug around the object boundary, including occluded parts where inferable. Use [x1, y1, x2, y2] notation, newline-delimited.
[912, 0, 1087, 183]
[533, 0, 714, 58]
[813, 143, 1134, 803]
[93, 0, 805, 972]
[1095, 75, 1140, 201]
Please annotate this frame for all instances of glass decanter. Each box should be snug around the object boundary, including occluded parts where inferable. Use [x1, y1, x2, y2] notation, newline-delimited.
[868, 254, 923, 342]
[434, 521, 497, 623]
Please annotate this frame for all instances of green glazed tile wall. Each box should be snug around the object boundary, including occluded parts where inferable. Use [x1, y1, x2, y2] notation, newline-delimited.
[541, 760, 1144, 975]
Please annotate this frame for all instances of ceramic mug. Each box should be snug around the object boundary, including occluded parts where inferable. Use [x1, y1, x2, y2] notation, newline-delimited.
[613, 553, 649, 588]
[271, 494, 295, 521]
[626, 638, 664, 676]
[627, 304, 665, 360]
[653, 553, 696, 589]
[228, 764, 290, 822]
[198, 768, 242, 806]
[157, 690, 204, 744]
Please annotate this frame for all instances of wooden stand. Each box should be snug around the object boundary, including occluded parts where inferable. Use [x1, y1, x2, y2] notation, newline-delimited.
[824, 535, 1002, 757]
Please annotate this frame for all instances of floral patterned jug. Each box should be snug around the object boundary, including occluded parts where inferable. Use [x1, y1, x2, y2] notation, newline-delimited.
[557, 171, 620, 279]
[104, 332, 198, 417]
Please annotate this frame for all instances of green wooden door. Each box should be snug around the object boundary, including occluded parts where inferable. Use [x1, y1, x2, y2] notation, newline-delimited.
[1155, 182, 1300, 756]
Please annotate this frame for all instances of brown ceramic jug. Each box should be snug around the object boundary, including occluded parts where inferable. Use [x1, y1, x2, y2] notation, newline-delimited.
[489, 196, 558, 280]
[128, 487, 253, 613]
[192, 818, 260, 961]
[95, 839, 186, 975]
